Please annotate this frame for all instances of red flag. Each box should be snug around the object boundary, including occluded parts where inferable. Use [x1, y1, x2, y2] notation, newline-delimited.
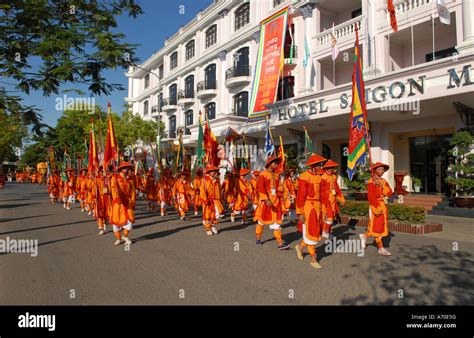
[103, 102, 118, 169]
[387, 0, 398, 32]
[276, 136, 285, 174]
[203, 117, 220, 167]
[88, 118, 98, 176]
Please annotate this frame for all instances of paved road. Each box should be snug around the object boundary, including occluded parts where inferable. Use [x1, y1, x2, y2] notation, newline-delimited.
[1, 183, 473, 305]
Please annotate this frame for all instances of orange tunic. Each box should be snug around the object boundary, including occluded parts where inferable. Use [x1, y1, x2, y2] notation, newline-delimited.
[192, 177, 202, 207]
[174, 180, 190, 215]
[200, 175, 224, 223]
[85, 177, 96, 206]
[254, 170, 283, 225]
[75, 174, 87, 201]
[321, 172, 345, 222]
[366, 177, 393, 238]
[296, 170, 323, 243]
[49, 174, 61, 197]
[233, 177, 250, 212]
[109, 174, 135, 227]
[95, 175, 107, 219]
[249, 177, 259, 205]
[145, 174, 156, 201]
[156, 176, 171, 205]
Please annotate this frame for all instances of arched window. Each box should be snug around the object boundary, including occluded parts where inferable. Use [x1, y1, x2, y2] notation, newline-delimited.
[144, 74, 150, 89]
[204, 64, 216, 89]
[233, 47, 249, 76]
[205, 102, 216, 120]
[185, 40, 195, 61]
[184, 110, 193, 135]
[233, 92, 248, 117]
[205, 24, 217, 48]
[169, 84, 177, 105]
[169, 115, 177, 139]
[184, 75, 194, 98]
[143, 100, 149, 115]
[235, 3, 250, 31]
[170, 51, 178, 70]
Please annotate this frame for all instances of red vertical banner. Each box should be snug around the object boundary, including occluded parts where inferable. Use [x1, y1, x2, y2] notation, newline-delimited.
[249, 6, 289, 120]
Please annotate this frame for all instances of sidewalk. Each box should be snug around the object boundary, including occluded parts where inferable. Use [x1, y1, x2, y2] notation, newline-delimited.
[424, 214, 474, 244]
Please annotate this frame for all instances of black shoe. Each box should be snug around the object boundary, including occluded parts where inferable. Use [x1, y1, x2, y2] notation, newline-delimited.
[256, 240, 262, 247]
[278, 242, 290, 250]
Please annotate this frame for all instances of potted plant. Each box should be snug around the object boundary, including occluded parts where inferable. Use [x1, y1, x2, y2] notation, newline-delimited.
[412, 177, 422, 193]
[343, 161, 371, 200]
[445, 131, 474, 208]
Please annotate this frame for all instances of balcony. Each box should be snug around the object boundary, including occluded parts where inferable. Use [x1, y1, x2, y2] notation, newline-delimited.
[178, 89, 195, 106]
[162, 98, 178, 112]
[225, 66, 252, 88]
[196, 80, 218, 99]
[314, 16, 364, 58]
[283, 45, 298, 68]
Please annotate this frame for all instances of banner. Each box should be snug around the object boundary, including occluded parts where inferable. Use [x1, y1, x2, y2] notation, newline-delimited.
[248, 6, 289, 120]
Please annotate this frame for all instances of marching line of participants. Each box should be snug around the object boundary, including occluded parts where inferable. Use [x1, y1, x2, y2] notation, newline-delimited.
[46, 155, 394, 270]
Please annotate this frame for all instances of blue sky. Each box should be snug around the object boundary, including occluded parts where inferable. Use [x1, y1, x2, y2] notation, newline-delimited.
[8, 0, 213, 127]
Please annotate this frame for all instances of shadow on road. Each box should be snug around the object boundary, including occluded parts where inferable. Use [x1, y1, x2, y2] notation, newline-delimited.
[0, 219, 94, 235]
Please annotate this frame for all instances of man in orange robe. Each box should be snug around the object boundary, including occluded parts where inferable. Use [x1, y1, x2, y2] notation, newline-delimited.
[48, 169, 61, 203]
[95, 166, 108, 235]
[249, 170, 260, 212]
[156, 168, 172, 216]
[199, 165, 223, 236]
[76, 168, 88, 212]
[231, 168, 250, 224]
[63, 168, 76, 210]
[320, 160, 345, 239]
[85, 174, 96, 216]
[283, 168, 297, 224]
[359, 162, 394, 256]
[254, 156, 290, 250]
[109, 162, 135, 246]
[174, 171, 190, 220]
[192, 168, 203, 216]
[145, 168, 156, 211]
[295, 154, 327, 269]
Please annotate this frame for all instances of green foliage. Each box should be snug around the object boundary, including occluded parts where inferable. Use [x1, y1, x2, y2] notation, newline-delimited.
[412, 177, 422, 187]
[343, 161, 371, 192]
[445, 131, 473, 197]
[340, 200, 426, 224]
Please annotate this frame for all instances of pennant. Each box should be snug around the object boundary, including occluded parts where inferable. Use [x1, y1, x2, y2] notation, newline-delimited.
[276, 135, 285, 174]
[264, 115, 275, 158]
[347, 26, 370, 181]
[203, 114, 220, 167]
[436, 0, 451, 25]
[387, 0, 398, 32]
[88, 118, 98, 176]
[195, 111, 205, 168]
[103, 102, 118, 170]
[303, 36, 311, 68]
[331, 22, 339, 61]
[303, 126, 315, 160]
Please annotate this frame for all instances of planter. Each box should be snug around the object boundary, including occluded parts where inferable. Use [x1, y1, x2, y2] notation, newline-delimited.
[452, 197, 474, 209]
[414, 185, 421, 193]
[353, 192, 368, 201]
[340, 215, 442, 234]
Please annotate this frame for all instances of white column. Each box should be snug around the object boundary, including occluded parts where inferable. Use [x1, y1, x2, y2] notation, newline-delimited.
[456, 0, 474, 55]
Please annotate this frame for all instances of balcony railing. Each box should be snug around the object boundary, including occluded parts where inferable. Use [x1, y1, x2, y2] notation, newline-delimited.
[197, 80, 217, 91]
[178, 89, 195, 100]
[316, 16, 363, 47]
[392, 0, 432, 15]
[162, 97, 177, 106]
[225, 66, 251, 80]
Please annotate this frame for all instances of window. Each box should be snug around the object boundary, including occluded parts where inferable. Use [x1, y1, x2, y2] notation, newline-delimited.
[184, 110, 193, 135]
[185, 40, 195, 61]
[169, 115, 177, 139]
[235, 3, 250, 31]
[273, 0, 284, 7]
[205, 24, 217, 48]
[234, 47, 249, 76]
[184, 75, 194, 98]
[351, 8, 362, 18]
[205, 102, 216, 120]
[234, 92, 248, 117]
[425, 47, 456, 62]
[170, 51, 178, 70]
[144, 74, 150, 89]
[158, 92, 163, 112]
[322, 143, 331, 160]
[205, 64, 216, 88]
[284, 24, 296, 59]
[277, 76, 295, 101]
[169, 84, 177, 105]
[143, 100, 149, 115]
[159, 64, 164, 79]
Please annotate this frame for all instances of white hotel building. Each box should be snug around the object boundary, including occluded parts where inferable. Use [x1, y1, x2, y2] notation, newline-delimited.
[126, 0, 474, 195]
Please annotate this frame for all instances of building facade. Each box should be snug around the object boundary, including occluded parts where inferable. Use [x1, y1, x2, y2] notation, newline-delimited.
[126, 0, 474, 194]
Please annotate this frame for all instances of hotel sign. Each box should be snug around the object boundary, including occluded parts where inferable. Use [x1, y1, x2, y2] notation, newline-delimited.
[276, 64, 473, 121]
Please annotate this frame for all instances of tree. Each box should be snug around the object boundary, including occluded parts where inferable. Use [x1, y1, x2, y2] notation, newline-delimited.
[0, 0, 143, 161]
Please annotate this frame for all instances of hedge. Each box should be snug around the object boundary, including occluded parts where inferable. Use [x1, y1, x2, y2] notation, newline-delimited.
[340, 200, 426, 224]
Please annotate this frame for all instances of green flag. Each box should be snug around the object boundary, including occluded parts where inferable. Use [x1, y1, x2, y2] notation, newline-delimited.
[195, 112, 205, 168]
[304, 126, 315, 160]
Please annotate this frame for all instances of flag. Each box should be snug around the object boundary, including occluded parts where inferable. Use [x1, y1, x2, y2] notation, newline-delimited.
[242, 134, 251, 170]
[83, 137, 89, 169]
[436, 0, 451, 25]
[195, 111, 205, 168]
[176, 129, 184, 170]
[103, 102, 118, 169]
[331, 22, 339, 60]
[264, 116, 275, 158]
[303, 126, 315, 160]
[303, 36, 311, 68]
[48, 146, 56, 172]
[203, 115, 219, 167]
[227, 140, 235, 172]
[61, 148, 68, 182]
[276, 135, 285, 174]
[347, 26, 370, 181]
[88, 118, 98, 176]
[387, 0, 398, 32]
